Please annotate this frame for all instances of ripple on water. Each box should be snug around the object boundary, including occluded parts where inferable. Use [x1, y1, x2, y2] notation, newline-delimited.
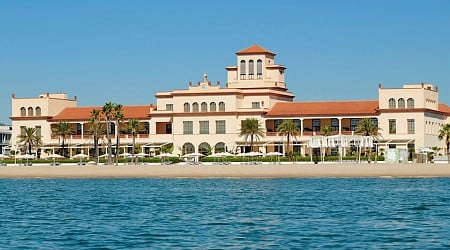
[0, 178, 449, 249]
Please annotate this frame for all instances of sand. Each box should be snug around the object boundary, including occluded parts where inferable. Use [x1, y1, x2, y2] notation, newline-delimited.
[0, 162, 449, 178]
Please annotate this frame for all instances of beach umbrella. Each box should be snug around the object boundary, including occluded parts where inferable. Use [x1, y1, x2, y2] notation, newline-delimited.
[135, 152, 149, 164]
[266, 152, 283, 163]
[73, 153, 89, 164]
[119, 152, 133, 158]
[46, 153, 64, 166]
[182, 153, 205, 163]
[157, 152, 177, 158]
[16, 154, 34, 165]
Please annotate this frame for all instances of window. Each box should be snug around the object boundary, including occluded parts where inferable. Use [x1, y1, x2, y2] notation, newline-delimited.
[76, 123, 82, 135]
[275, 119, 283, 130]
[388, 98, 396, 109]
[35, 107, 41, 116]
[165, 123, 172, 134]
[35, 126, 41, 137]
[371, 118, 378, 127]
[331, 119, 339, 132]
[350, 119, 359, 131]
[407, 98, 415, 109]
[216, 120, 226, 134]
[240, 60, 246, 79]
[183, 121, 193, 134]
[201, 102, 207, 112]
[257, 59, 263, 78]
[192, 102, 199, 112]
[20, 107, 26, 116]
[144, 122, 150, 134]
[218, 102, 225, 111]
[20, 126, 26, 135]
[28, 107, 34, 116]
[210, 102, 216, 112]
[198, 142, 211, 155]
[407, 119, 415, 134]
[166, 104, 173, 111]
[252, 102, 260, 109]
[184, 103, 190, 112]
[248, 60, 254, 79]
[182, 143, 195, 154]
[398, 98, 405, 109]
[293, 119, 301, 130]
[312, 119, 321, 132]
[389, 119, 396, 134]
[215, 142, 226, 153]
[199, 121, 209, 134]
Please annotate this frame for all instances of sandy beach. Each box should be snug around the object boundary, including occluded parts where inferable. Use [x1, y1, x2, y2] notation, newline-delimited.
[0, 163, 449, 178]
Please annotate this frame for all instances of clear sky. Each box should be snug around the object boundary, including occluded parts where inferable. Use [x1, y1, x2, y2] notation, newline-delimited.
[1, 0, 449, 124]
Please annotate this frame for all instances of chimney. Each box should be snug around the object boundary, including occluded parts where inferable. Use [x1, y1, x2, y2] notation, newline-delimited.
[12, 93, 15, 98]
[378, 83, 382, 89]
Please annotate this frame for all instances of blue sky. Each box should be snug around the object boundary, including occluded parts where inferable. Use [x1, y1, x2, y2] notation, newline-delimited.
[1, 0, 449, 124]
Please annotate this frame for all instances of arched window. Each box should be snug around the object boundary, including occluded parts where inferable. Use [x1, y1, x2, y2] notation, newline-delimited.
[201, 102, 207, 112]
[248, 60, 254, 79]
[184, 102, 190, 112]
[35, 107, 41, 116]
[210, 102, 216, 112]
[182, 142, 195, 155]
[214, 142, 226, 153]
[28, 107, 34, 116]
[407, 98, 415, 109]
[218, 102, 225, 112]
[198, 142, 211, 155]
[398, 98, 405, 109]
[192, 102, 199, 112]
[388, 98, 396, 109]
[20, 107, 26, 116]
[257, 59, 263, 78]
[240, 60, 246, 79]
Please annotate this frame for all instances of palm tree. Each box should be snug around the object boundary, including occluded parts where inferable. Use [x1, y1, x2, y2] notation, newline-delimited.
[239, 118, 265, 152]
[438, 124, 450, 162]
[113, 104, 124, 166]
[17, 127, 42, 155]
[355, 118, 381, 163]
[320, 125, 332, 136]
[277, 120, 301, 157]
[88, 109, 103, 164]
[126, 119, 143, 164]
[102, 102, 115, 165]
[51, 121, 73, 158]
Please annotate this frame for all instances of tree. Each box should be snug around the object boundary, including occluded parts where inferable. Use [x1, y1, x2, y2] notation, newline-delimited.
[355, 118, 381, 163]
[88, 109, 103, 164]
[17, 127, 42, 155]
[277, 120, 301, 157]
[102, 102, 115, 165]
[113, 104, 124, 166]
[51, 121, 73, 158]
[239, 118, 265, 152]
[126, 119, 143, 164]
[320, 125, 332, 136]
[438, 124, 450, 162]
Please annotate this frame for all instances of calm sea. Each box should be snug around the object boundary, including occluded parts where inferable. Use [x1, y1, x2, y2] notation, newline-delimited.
[0, 178, 449, 249]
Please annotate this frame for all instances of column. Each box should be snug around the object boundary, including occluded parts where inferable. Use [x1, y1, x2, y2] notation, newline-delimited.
[81, 123, 84, 139]
[300, 118, 304, 137]
[338, 118, 342, 135]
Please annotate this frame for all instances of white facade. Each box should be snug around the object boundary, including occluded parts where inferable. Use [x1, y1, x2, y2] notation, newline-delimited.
[9, 45, 450, 157]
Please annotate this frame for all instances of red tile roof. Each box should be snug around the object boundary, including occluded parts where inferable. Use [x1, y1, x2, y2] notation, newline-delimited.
[439, 103, 450, 114]
[236, 44, 276, 56]
[51, 105, 152, 121]
[265, 101, 379, 117]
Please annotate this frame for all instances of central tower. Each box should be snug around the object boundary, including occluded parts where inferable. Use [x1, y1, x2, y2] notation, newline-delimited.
[226, 44, 287, 90]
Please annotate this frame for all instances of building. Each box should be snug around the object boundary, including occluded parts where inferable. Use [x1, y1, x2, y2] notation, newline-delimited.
[0, 125, 12, 155]
[9, 45, 450, 158]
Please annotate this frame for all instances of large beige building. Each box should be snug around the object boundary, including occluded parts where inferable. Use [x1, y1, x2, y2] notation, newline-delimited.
[9, 45, 450, 158]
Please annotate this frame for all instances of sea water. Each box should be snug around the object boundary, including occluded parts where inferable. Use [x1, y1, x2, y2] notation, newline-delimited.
[0, 178, 449, 249]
